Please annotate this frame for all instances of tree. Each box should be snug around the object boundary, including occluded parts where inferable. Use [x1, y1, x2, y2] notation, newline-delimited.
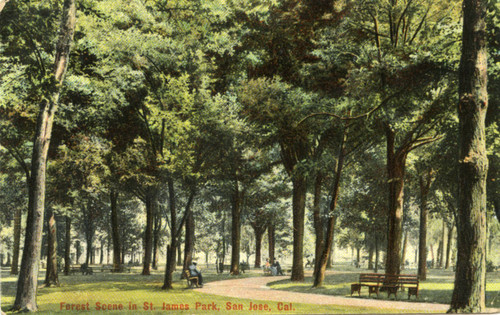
[449, 0, 489, 312]
[12, 0, 76, 310]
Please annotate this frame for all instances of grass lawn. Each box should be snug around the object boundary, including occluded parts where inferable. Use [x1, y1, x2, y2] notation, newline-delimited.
[268, 267, 500, 309]
[1, 268, 416, 314]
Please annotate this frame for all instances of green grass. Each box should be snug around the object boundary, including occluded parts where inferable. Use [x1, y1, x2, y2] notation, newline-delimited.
[268, 268, 500, 308]
[1, 268, 412, 314]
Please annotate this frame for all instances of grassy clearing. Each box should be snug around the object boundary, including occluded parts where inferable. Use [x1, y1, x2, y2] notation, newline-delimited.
[268, 268, 500, 308]
[2, 268, 410, 314]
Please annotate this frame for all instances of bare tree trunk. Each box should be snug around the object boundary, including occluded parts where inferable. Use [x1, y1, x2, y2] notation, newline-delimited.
[64, 217, 71, 275]
[110, 191, 122, 272]
[312, 173, 324, 277]
[268, 223, 275, 263]
[437, 220, 445, 268]
[12, 0, 76, 310]
[291, 175, 307, 281]
[449, 1, 488, 312]
[253, 225, 265, 268]
[313, 127, 347, 287]
[152, 208, 161, 270]
[142, 188, 157, 275]
[182, 207, 195, 276]
[44, 209, 59, 286]
[418, 170, 432, 280]
[385, 125, 406, 276]
[230, 179, 242, 275]
[10, 206, 22, 275]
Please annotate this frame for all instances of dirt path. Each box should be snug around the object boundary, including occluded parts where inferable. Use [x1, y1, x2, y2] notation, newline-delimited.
[196, 276, 498, 313]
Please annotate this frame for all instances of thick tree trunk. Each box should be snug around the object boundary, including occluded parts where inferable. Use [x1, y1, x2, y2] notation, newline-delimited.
[268, 223, 275, 263]
[385, 126, 406, 276]
[44, 209, 59, 287]
[152, 209, 161, 270]
[291, 175, 307, 281]
[182, 208, 195, 276]
[418, 170, 432, 280]
[230, 179, 242, 275]
[75, 240, 81, 264]
[253, 226, 265, 268]
[313, 128, 347, 287]
[312, 174, 324, 277]
[449, 0, 488, 312]
[12, 1, 75, 310]
[10, 206, 22, 275]
[110, 191, 122, 272]
[64, 217, 71, 275]
[177, 245, 182, 267]
[162, 178, 181, 290]
[142, 188, 156, 275]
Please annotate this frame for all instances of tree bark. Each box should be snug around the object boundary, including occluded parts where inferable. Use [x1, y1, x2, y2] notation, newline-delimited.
[418, 169, 432, 279]
[313, 127, 347, 287]
[449, 0, 488, 312]
[152, 207, 161, 270]
[44, 209, 59, 287]
[64, 216, 71, 275]
[142, 188, 157, 275]
[291, 175, 307, 281]
[110, 191, 122, 272]
[253, 225, 265, 268]
[10, 206, 22, 275]
[268, 223, 275, 263]
[438, 220, 445, 268]
[385, 125, 406, 276]
[230, 179, 242, 275]
[12, 0, 75, 310]
[312, 173, 324, 277]
[182, 207, 195, 276]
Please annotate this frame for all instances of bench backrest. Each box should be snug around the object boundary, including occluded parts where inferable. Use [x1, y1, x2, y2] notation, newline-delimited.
[359, 273, 418, 285]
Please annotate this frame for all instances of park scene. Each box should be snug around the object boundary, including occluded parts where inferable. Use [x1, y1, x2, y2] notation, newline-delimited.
[0, 0, 499, 313]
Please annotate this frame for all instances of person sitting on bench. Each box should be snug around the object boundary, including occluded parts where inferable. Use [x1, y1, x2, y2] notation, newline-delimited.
[188, 262, 203, 287]
[272, 259, 284, 275]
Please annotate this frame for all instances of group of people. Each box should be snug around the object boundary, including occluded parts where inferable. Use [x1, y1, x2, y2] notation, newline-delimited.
[264, 258, 284, 276]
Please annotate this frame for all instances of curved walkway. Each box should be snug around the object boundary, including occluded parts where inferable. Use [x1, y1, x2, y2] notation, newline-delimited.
[197, 276, 498, 313]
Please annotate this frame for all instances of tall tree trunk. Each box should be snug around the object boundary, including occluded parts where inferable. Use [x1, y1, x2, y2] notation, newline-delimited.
[44, 209, 59, 287]
[450, 1, 488, 312]
[268, 223, 275, 263]
[64, 216, 71, 275]
[142, 188, 156, 275]
[230, 179, 242, 275]
[445, 224, 454, 269]
[253, 226, 265, 268]
[177, 245, 182, 267]
[182, 207, 195, 276]
[375, 238, 379, 273]
[10, 206, 22, 275]
[110, 191, 122, 272]
[99, 239, 105, 265]
[12, 1, 76, 310]
[162, 178, 182, 290]
[312, 173, 324, 277]
[385, 125, 406, 276]
[291, 175, 307, 281]
[418, 170, 432, 280]
[152, 209, 161, 270]
[368, 242, 374, 270]
[313, 127, 347, 287]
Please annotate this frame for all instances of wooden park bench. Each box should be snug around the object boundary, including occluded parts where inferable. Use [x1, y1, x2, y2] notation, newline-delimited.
[351, 273, 419, 299]
[183, 270, 200, 288]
